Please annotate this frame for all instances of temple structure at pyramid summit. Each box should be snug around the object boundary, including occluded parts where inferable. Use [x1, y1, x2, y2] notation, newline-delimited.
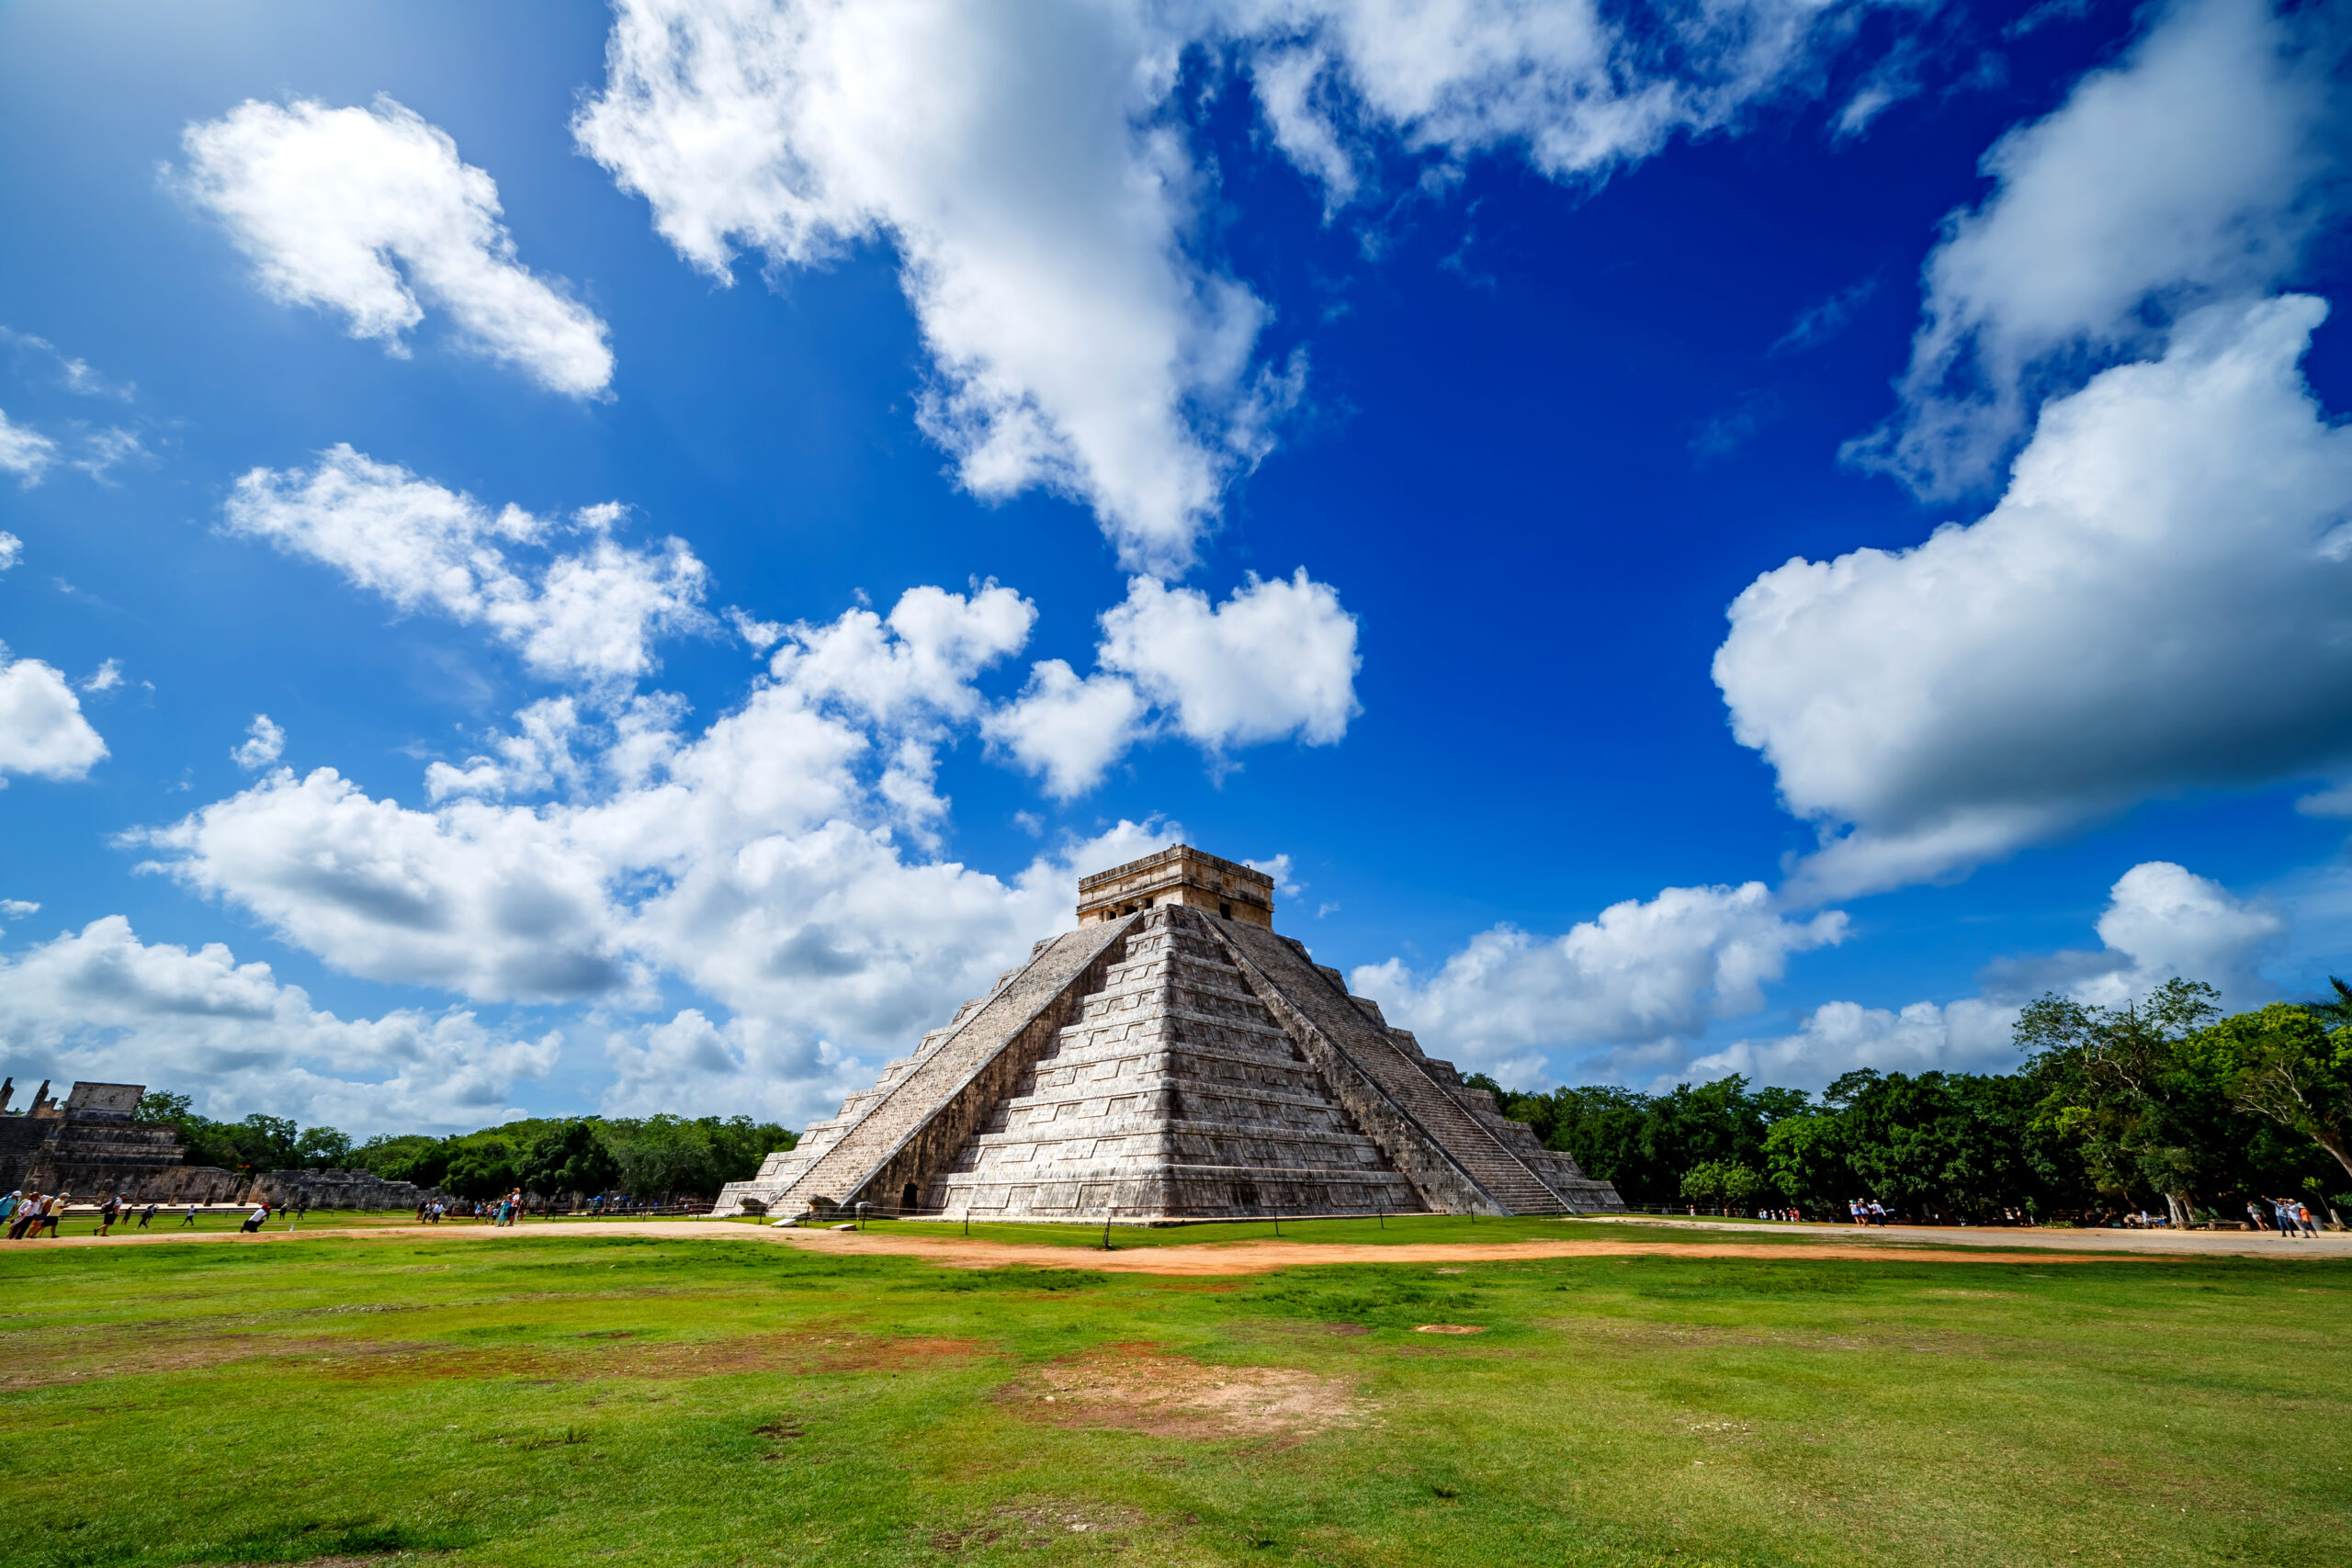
[714, 847, 1624, 1222]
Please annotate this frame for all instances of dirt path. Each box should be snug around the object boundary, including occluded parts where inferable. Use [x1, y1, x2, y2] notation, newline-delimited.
[4, 1219, 2187, 1273]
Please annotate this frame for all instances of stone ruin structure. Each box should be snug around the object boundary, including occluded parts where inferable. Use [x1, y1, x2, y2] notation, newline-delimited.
[242, 1167, 445, 1211]
[715, 846, 1624, 1222]
[0, 1079, 199, 1199]
[0, 1076, 442, 1209]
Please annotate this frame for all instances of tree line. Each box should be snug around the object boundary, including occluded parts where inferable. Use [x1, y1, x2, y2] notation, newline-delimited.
[133, 1095, 796, 1204]
[1467, 979, 2352, 1224]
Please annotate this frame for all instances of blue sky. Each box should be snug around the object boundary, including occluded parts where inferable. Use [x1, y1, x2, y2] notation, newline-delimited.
[2, 0, 2347, 1134]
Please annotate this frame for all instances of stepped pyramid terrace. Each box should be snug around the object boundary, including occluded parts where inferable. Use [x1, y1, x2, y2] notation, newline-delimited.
[716, 847, 1624, 1222]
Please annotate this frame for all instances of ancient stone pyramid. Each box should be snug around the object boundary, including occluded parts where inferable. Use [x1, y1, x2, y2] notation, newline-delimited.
[715, 847, 1623, 1221]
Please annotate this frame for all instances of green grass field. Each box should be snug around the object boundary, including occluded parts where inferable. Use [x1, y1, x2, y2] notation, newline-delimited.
[7, 1230, 2346, 1567]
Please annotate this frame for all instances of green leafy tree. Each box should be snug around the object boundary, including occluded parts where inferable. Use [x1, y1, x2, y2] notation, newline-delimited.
[1533, 1077, 1812, 1206]
[522, 1119, 621, 1198]
[134, 1089, 193, 1123]
[1544, 1086, 1662, 1199]
[597, 1115, 794, 1201]
[1679, 1160, 1762, 1212]
[1679, 1162, 1724, 1207]
[1832, 1071, 2024, 1219]
[2018, 978, 2227, 1225]
[442, 1139, 524, 1201]
[294, 1125, 354, 1170]
[1764, 1112, 1849, 1212]
[2194, 1002, 2352, 1183]
[351, 1134, 453, 1188]
[225, 1113, 302, 1172]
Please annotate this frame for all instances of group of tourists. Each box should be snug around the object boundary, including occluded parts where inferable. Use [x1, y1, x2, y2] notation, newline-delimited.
[0, 1190, 165, 1236]
[2251, 1198, 2324, 1237]
[410, 1190, 530, 1225]
[92, 1195, 165, 1235]
[2, 1190, 67, 1238]
[0, 1191, 326, 1238]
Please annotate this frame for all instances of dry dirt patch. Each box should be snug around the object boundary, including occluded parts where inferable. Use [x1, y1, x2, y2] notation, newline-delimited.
[1412, 1324, 1487, 1335]
[929, 1500, 1149, 1552]
[1007, 1348, 1360, 1440]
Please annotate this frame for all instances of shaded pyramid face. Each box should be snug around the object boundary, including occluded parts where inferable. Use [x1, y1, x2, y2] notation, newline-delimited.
[717, 861, 1625, 1222]
[930, 907, 1423, 1220]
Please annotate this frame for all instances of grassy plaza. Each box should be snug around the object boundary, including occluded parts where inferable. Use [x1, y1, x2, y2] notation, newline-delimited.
[7, 1221, 2347, 1567]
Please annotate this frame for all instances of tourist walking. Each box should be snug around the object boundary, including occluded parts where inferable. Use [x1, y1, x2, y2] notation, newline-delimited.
[2296, 1201, 2320, 1237]
[180, 1202, 200, 1227]
[139, 1201, 157, 1229]
[2246, 1200, 2269, 1232]
[96, 1196, 119, 1236]
[239, 1201, 269, 1235]
[38, 1193, 65, 1237]
[2269, 1197, 2301, 1239]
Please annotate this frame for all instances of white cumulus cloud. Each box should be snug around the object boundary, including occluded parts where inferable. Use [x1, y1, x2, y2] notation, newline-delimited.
[0, 915, 560, 1134]
[985, 660, 1150, 800]
[130, 599, 1182, 1081]
[0, 650, 107, 784]
[223, 446, 711, 687]
[577, 0, 1875, 566]
[232, 714, 286, 771]
[1717, 296, 2352, 900]
[1101, 569, 1360, 749]
[1849, 0, 2342, 495]
[1690, 861, 2283, 1089]
[180, 96, 614, 396]
[134, 687, 1178, 1123]
[1352, 881, 1849, 1088]
[986, 569, 1361, 796]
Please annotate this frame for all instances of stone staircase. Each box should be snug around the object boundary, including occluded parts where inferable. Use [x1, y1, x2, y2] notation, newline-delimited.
[750, 915, 1138, 1216]
[1212, 921, 1571, 1214]
[928, 908, 1425, 1219]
